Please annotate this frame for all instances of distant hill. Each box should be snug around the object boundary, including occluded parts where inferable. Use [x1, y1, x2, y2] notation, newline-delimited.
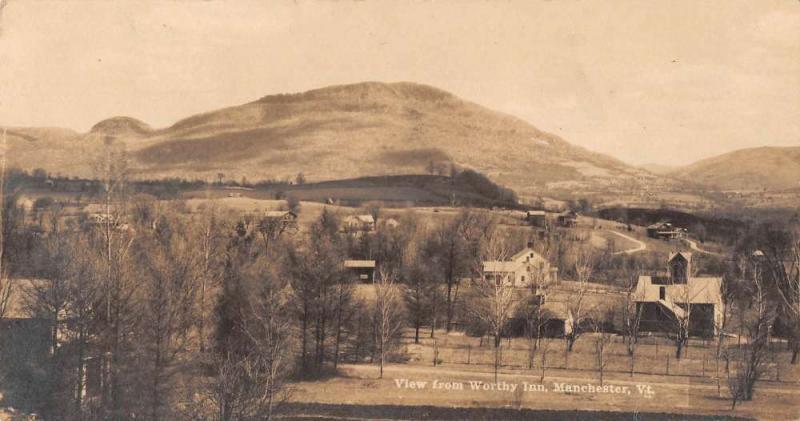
[90, 116, 153, 138]
[672, 146, 800, 191]
[4, 81, 657, 197]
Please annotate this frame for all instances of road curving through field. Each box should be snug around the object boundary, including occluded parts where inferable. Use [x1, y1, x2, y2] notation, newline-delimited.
[605, 230, 647, 255]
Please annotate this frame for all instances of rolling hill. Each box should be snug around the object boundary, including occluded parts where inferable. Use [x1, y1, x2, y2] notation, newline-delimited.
[4, 81, 657, 198]
[672, 146, 800, 191]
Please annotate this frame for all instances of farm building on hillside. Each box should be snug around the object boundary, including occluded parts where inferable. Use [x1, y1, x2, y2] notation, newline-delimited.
[525, 211, 547, 228]
[343, 214, 376, 233]
[476, 243, 625, 338]
[82, 203, 128, 228]
[344, 260, 376, 283]
[260, 210, 299, 237]
[263, 210, 298, 229]
[503, 280, 625, 338]
[645, 222, 687, 240]
[15, 196, 34, 213]
[634, 252, 723, 337]
[263, 210, 298, 221]
[533, 282, 625, 337]
[556, 211, 578, 227]
[482, 242, 558, 288]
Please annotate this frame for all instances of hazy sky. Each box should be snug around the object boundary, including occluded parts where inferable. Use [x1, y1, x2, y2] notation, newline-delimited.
[1, 0, 798, 165]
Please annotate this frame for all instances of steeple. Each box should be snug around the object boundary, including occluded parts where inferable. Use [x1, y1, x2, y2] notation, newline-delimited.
[667, 252, 692, 284]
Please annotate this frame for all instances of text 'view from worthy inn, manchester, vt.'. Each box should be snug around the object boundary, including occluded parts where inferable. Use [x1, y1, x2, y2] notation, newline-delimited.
[0, 1, 799, 420]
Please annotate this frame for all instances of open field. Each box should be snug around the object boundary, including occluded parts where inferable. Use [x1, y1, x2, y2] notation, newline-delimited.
[287, 329, 799, 420]
[403, 330, 800, 383]
[289, 364, 792, 421]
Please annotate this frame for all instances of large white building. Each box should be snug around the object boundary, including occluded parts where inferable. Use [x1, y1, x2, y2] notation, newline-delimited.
[482, 242, 558, 288]
[634, 252, 724, 337]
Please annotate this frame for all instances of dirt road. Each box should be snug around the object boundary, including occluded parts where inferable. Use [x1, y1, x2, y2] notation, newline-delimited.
[605, 230, 647, 255]
[685, 239, 724, 257]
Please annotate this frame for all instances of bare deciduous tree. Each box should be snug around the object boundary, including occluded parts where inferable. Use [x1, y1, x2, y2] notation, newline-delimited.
[592, 309, 615, 386]
[373, 269, 404, 379]
[23, 207, 71, 356]
[194, 202, 224, 354]
[467, 233, 519, 382]
[136, 213, 199, 420]
[765, 233, 800, 364]
[565, 247, 595, 352]
[620, 260, 643, 376]
[727, 257, 776, 410]
[0, 129, 13, 325]
[91, 141, 141, 417]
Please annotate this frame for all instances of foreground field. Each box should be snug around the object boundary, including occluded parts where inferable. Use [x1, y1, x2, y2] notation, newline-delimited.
[287, 330, 799, 420]
[278, 402, 750, 420]
[289, 362, 795, 421]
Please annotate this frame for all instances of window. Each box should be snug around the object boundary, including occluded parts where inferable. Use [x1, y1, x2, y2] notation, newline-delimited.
[521, 276, 526, 283]
[659, 286, 666, 300]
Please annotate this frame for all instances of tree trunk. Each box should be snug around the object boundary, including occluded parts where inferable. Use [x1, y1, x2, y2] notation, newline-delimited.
[301, 303, 308, 370]
[151, 342, 162, 421]
[493, 343, 500, 383]
[75, 328, 86, 417]
[675, 339, 684, 360]
[540, 350, 546, 382]
[445, 278, 453, 333]
[430, 312, 437, 339]
[51, 310, 59, 356]
[629, 352, 635, 377]
[333, 290, 344, 369]
[379, 338, 385, 379]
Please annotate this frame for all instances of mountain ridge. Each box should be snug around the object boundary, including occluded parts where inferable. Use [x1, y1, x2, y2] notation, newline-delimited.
[4, 81, 656, 197]
[671, 146, 800, 191]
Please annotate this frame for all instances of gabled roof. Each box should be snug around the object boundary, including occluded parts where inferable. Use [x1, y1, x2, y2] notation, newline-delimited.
[344, 260, 376, 268]
[510, 247, 547, 264]
[264, 210, 297, 218]
[669, 251, 692, 262]
[635, 275, 722, 305]
[539, 284, 625, 321]
[484, 247, 549, 273]
[345, 214, 375, 224]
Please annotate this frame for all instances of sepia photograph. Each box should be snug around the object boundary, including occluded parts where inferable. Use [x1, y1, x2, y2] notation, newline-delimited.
[0, 1, 798, 419]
